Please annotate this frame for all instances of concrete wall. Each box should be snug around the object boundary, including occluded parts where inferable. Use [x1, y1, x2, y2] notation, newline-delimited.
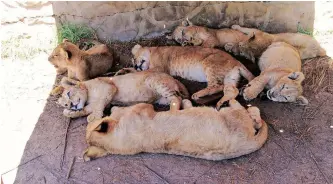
[51, 1, 315, 42]
[2, 1, 315, 42]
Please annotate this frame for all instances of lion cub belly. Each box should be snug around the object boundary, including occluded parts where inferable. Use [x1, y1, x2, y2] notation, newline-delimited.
[112, 79, 156, 104]
[170, 63, 207, 82]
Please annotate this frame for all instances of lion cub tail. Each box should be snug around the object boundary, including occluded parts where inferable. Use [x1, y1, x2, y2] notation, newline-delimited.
[175, 79, 190, 99]
[239, 66, 255, 82]
[251, 120, 268, 150]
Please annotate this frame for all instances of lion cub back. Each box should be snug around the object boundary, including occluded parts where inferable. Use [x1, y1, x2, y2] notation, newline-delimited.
[85, 53, 113, 78]
[259, 42, 301, 72]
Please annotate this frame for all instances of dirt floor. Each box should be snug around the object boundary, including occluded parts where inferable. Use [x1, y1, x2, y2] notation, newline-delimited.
[3, 37, 333, 184]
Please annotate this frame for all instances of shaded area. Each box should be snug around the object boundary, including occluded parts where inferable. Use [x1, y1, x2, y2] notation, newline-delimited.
[9, 35, 333, 183]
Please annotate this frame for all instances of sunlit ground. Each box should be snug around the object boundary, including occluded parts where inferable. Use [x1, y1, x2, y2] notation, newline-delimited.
[313, 1, 333, 58]
[0, 22, 57, 183]
[0, 1, 332, 184]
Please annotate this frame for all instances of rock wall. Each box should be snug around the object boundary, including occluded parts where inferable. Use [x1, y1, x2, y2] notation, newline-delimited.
[2, 1, 315, 42]
[52, 1, 315, 42]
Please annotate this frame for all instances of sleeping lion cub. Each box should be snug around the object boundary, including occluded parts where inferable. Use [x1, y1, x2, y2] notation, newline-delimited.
[83, 99, 268, 161]
[130, 45, 254, 109]
[228, 25, 326, 62]
[242, 42, 308, 105]
[48, 39, 113, 81]
[168, 20, 247, 50]
[58, 71, 189, 122]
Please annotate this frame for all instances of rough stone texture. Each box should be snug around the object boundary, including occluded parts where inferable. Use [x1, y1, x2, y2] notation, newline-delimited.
[51, 1, 315, 41]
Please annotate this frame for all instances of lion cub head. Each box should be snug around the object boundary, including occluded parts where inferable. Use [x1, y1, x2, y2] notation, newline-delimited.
[58, 77, 88, 111]
[131, 44, 151, 71]
[267, 72, 308, 105]
[238, 32, 272, 62]
[167, 20, 203, 46]
[48, 39, 76, 68]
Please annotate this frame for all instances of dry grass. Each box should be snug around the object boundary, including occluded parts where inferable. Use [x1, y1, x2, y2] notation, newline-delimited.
[302, 56, 333, 93]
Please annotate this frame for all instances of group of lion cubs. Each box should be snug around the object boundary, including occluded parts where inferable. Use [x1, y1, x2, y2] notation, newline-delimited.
[48, 20, 326, 161]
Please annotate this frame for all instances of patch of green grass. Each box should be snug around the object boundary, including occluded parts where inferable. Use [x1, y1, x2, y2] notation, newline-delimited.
[57, 23, 95, 44]
[297, 24, 313, 36]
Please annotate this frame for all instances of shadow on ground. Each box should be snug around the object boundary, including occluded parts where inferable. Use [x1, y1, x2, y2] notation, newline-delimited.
[8, 38, 333, 184]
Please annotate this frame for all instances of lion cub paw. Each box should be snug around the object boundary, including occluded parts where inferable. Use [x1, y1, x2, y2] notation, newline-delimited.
[242, 86, 257, 101]
[247, 106, 262, 129]
[63, 109, 74, 117]
[87, 114, 97, 123]
[231, 25, 241, 30]
[83, 146, 108, 162]
[181, 99, 193, 109]
[191, 93, 200, 101]
[50, 86, 64, 96]
[224, 43, 235, 52]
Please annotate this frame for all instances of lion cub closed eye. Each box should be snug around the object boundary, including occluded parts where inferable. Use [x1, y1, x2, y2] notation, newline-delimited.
[83, 99, 268, 161]
[242, 42, 308, 105]
[48, 39, 113, 81]
[57, 71, 189, 122]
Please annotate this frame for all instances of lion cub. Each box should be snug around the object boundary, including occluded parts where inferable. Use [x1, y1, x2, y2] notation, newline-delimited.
[83, 99, 268, 161]
[130, 45, 254, 109]
[48, 39, 113, 81]
[228, 25, 326, 61]
[58, 71, 189, 122]
[242, 42, 308, 105]
[168, 20, 248, 50]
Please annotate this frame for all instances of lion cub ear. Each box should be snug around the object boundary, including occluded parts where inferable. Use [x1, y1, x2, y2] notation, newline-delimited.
[181, 18, 193, 27]
[132, 44, 142, 55]
[248, 32, 256, 41]
[60, 77, 79, 88]
[62, 39, 70, 43]
[296, 96, 309, 105]
[288, 72, 305, 82]
[93, 118, 117, 133]
[191, 37, 203, 46]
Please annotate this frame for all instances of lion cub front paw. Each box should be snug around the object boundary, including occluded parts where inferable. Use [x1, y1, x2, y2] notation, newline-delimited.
[231, 25, 241, 30]
[63, 109, 75, 118]
[50, 86, 64, 96]
[242, 86, 257, 101]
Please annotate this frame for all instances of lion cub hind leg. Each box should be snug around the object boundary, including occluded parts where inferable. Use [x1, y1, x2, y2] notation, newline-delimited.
[216, 67, 242, 110]
[83, 146, 108, 161]
[231, 25, 259, 35]
[145, 74, 183, 111]
[247, 106, 262, 129]
[85, 44, 109, 55]
[191, 84, 224, 101]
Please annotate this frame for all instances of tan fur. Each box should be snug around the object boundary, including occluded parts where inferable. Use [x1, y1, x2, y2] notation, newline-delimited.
[169, 21, 248, 49]
[230, 25, 326, 61]
[242, 42, 308, 105]
[57, 71, 189, 122]
[83, 99, 268, 161]
[48, 39, 113, 81]
[131, 45, 254, 109]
